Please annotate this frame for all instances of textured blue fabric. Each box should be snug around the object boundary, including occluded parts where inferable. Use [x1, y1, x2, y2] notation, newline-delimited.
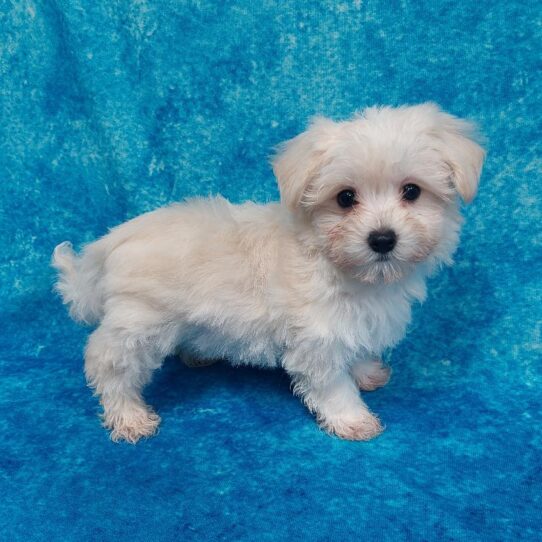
[1, 1, 541, 540]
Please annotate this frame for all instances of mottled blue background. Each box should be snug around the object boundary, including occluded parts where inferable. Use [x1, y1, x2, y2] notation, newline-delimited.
[1, 0, 541, 540]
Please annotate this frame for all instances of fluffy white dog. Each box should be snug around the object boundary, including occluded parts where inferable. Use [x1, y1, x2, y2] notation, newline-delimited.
[52, 103, 484, 443]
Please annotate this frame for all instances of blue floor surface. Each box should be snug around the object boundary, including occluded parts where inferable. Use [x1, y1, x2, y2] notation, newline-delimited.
[0, 1, 541, 540]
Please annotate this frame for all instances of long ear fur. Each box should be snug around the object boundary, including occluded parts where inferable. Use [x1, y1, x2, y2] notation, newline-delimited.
[271, 117, 339, 210]
[428, 105, 486, 203]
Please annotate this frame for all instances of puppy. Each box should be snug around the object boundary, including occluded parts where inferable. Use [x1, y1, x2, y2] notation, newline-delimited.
[52, 103, 484, 443]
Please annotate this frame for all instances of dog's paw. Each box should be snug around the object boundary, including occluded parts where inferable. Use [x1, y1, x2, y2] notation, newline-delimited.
[320, 411, 384, 441]
[104, 408, 161, 444]
[352, 360, 392, 391]
[179, 351, 219, 368]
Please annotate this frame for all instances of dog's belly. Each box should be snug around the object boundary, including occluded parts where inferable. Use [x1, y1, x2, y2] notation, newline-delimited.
[178, 323, 283, 369]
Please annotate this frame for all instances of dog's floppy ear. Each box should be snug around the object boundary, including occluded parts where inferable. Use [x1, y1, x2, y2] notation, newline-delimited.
[271, 117, 339, 211]
[428, 105, 485, 203]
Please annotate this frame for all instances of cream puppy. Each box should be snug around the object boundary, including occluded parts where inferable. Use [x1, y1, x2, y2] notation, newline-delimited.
[52, 103, 484, 443]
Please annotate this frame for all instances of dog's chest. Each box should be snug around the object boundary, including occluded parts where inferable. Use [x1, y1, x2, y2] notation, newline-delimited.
[330, 285, 414, 355]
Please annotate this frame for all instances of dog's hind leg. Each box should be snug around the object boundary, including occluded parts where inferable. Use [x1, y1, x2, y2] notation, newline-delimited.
[178, 350, 219, 368]
[84, 323, 166, 443]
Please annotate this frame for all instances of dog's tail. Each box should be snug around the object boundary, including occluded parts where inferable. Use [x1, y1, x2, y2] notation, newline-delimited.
[52, 241, 106, 325]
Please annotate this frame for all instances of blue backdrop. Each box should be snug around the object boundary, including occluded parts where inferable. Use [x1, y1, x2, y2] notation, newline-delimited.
[1, 1, 541, 540]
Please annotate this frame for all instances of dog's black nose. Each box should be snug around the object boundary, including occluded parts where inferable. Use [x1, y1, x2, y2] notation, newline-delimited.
[368, 229, 397, 254]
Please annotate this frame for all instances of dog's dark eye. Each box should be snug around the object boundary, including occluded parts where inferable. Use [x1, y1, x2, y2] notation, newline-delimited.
[337, 189, 357, 208]
[402, 183, 421, 202]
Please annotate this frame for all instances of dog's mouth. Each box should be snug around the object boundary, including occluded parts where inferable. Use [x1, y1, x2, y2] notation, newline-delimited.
[354, 256, 411, 284]
[330, 242, 430, 284]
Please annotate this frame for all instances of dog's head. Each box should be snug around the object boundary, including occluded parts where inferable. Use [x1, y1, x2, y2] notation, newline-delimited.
[271, 103, 485, 283]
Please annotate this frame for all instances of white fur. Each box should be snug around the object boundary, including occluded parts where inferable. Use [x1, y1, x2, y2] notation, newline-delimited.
[52, 103, 484, 443]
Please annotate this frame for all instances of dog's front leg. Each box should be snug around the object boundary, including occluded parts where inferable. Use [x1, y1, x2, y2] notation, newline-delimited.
[284, 348, 383, 441]
[351, 358, 392, 391]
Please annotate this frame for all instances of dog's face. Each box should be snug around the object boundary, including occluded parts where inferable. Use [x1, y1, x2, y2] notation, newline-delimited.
[272, 103, 485, 283]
